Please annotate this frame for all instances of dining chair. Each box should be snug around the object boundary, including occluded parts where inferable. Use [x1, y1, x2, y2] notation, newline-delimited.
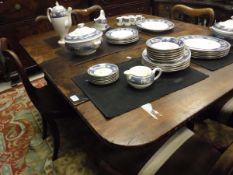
[95, 123, 233, 175]
[171, 4, 215, 27]
[1, 40, 76, 160]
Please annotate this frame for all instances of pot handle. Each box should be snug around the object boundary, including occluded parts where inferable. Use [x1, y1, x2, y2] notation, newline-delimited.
[47, 8, 52, 22]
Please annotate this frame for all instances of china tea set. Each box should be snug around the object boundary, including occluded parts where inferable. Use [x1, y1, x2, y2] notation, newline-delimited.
[47, 2, 108, 52]
[87, 63, 162, 89]
[46, 2, 231, 89]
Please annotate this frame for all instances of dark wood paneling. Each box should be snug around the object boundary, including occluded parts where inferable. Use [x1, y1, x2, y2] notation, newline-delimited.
[90, 0, 151, 16]
[0, 0, 88, 81]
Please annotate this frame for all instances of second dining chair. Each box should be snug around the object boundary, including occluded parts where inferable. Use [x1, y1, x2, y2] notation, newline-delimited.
[171, 4, 215, 27]
[1, 38, 76, 160]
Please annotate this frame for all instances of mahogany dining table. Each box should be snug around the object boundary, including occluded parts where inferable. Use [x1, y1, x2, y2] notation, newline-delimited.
[20, 13, 233, 148]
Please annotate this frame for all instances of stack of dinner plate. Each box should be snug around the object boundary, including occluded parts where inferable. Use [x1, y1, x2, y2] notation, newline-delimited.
[105, 28, 139, 44]
[210, 17, 233, 40]
[87, 63, 119, 85]
[179, 35, 231, 59]
[141, 37, 191, 72]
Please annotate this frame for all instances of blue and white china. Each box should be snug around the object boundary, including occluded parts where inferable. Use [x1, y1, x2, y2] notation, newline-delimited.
[47, 2, 72, 45]
[65, 23, 103, 55]
[146, 37, 184, 51]
[179, 35, 231, 59]
[93, 10, 110, 32]
[210, 17, 233, 40]
[87, 63, 119, 85]
[141, 48, 191, 72]
[213, 17, 233, 32]
[116, 17, 124, 26]
[105, 28, 139, 44]
[136, 19, 175, 32]
[124, 66, 162, 89]
[116, 15, 144, 26]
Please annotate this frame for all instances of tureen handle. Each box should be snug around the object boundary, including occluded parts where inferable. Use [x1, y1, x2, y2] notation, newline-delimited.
[47, 8, 52, 22]
[152, 68, 162, 81]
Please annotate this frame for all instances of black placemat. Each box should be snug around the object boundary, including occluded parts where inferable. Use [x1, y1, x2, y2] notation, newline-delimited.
[72, 58, 208, 119]
[41, 37, 145, 68]
[191, 48, 233, 71]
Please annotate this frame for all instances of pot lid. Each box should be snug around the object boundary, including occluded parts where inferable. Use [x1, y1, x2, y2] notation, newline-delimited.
[49, 1, 68, 18]
[65, 23, 102, 42]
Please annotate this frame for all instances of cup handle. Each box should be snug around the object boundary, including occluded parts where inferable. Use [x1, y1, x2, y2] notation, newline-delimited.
[152, 68, 162, 81]
[47, 8, 52, 22]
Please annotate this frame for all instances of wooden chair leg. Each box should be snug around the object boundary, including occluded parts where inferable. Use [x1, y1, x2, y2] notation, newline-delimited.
[41, 115, 48, 139]
[47, 118, 60, 160]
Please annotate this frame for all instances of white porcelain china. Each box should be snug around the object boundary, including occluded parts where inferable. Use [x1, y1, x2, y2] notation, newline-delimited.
[146, 37, 184, 51]
[142, 48, 191, 72]
[145, 37, 185, 63]
[47, 2, 72, 45]
[179, 35, 231, 59]
[116, 17, 124, 26]
[105, 28, 139, 45]
[116, 15, 145, 26]
[93, 10, 110, 32]
[65, 23, 103, 55]
[87, 63, 119, 85]
[136, 19, 175, 32]
[124, 66, 162, 89]
[210, 17, 233, 40]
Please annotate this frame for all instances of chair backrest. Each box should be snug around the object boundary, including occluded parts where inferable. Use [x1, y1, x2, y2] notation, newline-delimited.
[0, 39, 38, 107]
[171, 4, 215, 27]
[35, 5, 103, 33]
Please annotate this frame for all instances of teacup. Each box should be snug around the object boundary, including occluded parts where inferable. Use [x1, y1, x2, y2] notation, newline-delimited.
[124, 66, 162, 89]
[122, 16, 131, 26]
[129, 15, 136, 25]
[116, 17, 123, 26]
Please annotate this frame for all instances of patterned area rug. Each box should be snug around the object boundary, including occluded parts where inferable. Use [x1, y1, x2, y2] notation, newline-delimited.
[0, 78, 97, 175]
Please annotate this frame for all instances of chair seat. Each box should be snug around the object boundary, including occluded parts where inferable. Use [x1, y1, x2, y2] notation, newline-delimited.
[155, 135, 221, 175]
[34, 84, 75, 117]
[195, 119, 233, 151]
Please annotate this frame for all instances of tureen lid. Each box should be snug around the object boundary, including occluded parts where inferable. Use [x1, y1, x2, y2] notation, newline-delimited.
[65, 23, 103, 43]
[49, 1, 68, 18]
[213, 16, 233, 32]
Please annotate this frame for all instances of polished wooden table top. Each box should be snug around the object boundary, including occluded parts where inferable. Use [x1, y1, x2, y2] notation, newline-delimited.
[20, 14, 233, 147]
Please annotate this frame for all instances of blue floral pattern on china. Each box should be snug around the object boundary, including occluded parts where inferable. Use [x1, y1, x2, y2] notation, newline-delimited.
[65, 30, 102, 42]
[88, 63, 119, 77]
[50, 10, 67, 18]
[128, 75, 154, 85]
[146, 37, 185, 50]
[136, 19, 175, 32]
[105, 28, 138, 40]
[179, 35, 231, 52]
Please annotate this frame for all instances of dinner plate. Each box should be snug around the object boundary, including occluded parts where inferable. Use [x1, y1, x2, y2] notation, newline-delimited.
[136, 19, 175, 32]
[141, 48, 191, 72]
